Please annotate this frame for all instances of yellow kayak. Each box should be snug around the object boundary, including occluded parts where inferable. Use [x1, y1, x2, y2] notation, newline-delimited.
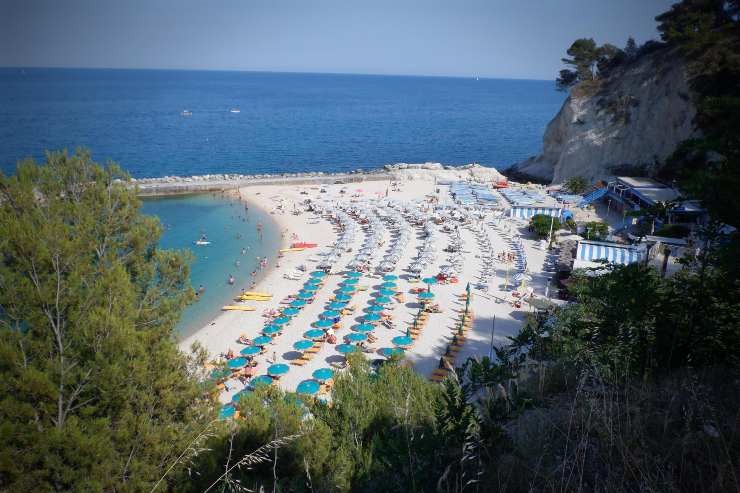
[236, 296, 271, 302]
[279, 247, 305, 253]
[240, 291, 272, 297]
[221, 305, 256, 311]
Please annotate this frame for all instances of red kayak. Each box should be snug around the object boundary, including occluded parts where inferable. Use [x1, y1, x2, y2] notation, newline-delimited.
[291, 242, 318, 249]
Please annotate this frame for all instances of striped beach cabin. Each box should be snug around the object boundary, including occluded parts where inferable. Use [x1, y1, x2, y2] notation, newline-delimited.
[510, 205, 562, 220]
[575, 239, 644, 266]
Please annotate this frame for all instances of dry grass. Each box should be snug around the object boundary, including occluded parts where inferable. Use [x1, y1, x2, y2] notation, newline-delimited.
[487, 367, 740, 493]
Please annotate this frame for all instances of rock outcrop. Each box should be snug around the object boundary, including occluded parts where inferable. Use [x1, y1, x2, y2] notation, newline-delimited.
[509, 47, 698, 184]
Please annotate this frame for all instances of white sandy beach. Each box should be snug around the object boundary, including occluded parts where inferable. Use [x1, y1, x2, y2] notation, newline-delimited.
[178, 171, 563, 403]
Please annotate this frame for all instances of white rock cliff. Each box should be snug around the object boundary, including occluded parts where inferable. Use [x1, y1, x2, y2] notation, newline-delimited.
[509, 47, 698, 184]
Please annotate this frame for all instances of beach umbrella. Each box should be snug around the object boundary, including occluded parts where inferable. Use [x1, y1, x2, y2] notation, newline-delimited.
[336, 343, 358, 354]
[364, 313, 381, 322]
[380, 347, 405, 358]
[346, 271, 363, 278]
[392, 335, 413, 347]
[231, 390, 251, 403]
[310, 271, 327, 278]
[381, 281, 397, 289]
[345, 332, 367, 342]
[320, 310, 341, 319]
[374, 296, 392, 304]
[218, 405, 236, 420]
[335, 294, 352, 302]
[383, 274, 399, 281]
[297, 292, 313, 300]
[338, 285, 355, 294]
[304, 329, 325, 339]
[290, 299, 307, 308]
[353, 323, 374, 333]
[268, 363, 290, 377]
[305, 277, 322, 285]
[418, 291, 435, 300]
[273, 316, 291, 325]
[283, 307, 300, 316]
[312, 368, 334, 381]
[251, 375, 274, 388]
[210, 368, 231, 380]
[252, 335, 273, 346]
[327, 301, 347, 310]
[366, 305, 384, 313]
[314, 319, 334, 328]
[378, 289, 395, 297]
[227, 357, 248, 369]
[302, 284, 319, 292]
[240, 345, 261, 356]
[262, 325, 281, 336]
[293, 339, 314, 351]
[422, 277, 438, 292]
[296, 379, 321, 395]
[343, 278, 359, 285]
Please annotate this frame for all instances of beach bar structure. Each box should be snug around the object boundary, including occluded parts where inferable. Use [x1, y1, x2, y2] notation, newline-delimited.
[509, 205, 562, 219]
[605, 177, 679, 212]
[573, 239, 645, 269]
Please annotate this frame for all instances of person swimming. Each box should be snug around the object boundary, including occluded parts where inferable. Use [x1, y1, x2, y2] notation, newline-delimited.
[228, 275, 235, 285]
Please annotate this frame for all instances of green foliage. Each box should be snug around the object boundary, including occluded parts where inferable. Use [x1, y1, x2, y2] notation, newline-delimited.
[655, 223, 691, 238]
[581, 221, 609, 240]
[529, 214, 561, 237]
[556, 39, 626, 90]
[0, 150, 212, 490]
[563, 175, 588, 194]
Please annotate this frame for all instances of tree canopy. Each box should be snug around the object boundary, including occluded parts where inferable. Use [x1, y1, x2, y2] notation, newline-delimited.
[0, 150, 212, 491]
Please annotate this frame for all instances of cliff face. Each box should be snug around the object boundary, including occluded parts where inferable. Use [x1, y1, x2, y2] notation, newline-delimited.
[509, 48, 698, 184]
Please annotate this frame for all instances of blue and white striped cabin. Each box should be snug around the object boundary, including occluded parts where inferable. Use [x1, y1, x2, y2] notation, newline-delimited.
[510, 206, 562, 219]
[576, 240, 643, 265]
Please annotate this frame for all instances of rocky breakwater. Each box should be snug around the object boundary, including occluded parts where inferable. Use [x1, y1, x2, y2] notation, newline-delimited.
[132, 163, 506, 196]
[509, 47, 698, 184]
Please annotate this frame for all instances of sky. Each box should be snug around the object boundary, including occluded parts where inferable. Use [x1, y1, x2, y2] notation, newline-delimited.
[0, 0, 675, 80]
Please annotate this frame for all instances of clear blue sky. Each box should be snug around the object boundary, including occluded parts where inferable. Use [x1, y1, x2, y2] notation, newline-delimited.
[0, 0, 674, 80]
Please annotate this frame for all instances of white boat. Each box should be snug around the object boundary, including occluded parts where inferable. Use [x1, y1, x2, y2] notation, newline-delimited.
[230, 108, 240, 113]
[181, 110, 192, 117]
[194, 240, 210, 246]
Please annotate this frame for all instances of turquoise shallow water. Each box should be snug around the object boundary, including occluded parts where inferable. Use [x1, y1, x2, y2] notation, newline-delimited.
[141, 193, 280, 338]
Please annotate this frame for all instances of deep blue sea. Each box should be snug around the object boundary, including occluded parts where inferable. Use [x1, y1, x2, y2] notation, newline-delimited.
[0, 68, 564, 176]
[0, 67, 564, 335]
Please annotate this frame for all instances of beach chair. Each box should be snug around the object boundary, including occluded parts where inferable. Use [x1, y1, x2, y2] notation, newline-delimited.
[291, 358, 307, 366]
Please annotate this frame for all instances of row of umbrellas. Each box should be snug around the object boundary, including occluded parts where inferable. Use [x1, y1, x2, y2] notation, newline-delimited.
[376, 206, 413, 273]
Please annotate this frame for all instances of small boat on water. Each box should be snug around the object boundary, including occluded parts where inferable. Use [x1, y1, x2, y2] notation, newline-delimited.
[194, 234, 210, 246]
[230, 108, 241, 113]
[181, 110, 193, 117]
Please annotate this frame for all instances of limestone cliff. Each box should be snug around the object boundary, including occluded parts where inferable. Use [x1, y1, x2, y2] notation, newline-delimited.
[509, 47, 698, 184]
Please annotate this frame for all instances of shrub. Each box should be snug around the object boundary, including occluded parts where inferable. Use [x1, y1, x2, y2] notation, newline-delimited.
[564, 175, 588, 194]
[529, 214, 562, 237]
[655, 224, 691, 238]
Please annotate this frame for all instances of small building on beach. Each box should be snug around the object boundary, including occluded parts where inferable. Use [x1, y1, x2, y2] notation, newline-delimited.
[573, 239, 646, 269]
[509, 205, 562, 220]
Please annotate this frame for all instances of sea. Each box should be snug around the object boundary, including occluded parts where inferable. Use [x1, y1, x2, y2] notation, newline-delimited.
[0, 67, 565, 335]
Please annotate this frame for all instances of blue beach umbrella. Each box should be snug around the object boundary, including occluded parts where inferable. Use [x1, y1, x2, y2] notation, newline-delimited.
[343, 278, 359, 285]
[310, 271, 327, 278]
[241, 345, 262, 356]
[353, 323, 374, 333]
[252, 335, 273, 346]
[327, 301, 347, 310]
[305, 277, 322, 285]
[364, 313, 381, 322]
[366, 305, 384, 313]
[273, 316, 291, 325]
[290, 299, 307, 308]
[320, 310, 341, 319]
[210, 368, 231, 380]
[378, 289, 395, 297]
[422, 276, 438, 286]
[297, 292, 314, 300]
[392, 335, 413, 347]
[381, 281, 397, 289]
[312, 368, 334, 381]
[314, 319, 334, 328]
[302, 284, 319, 292]
[374, 296, 392, 304]
[293, 339, 314, 351]
[268, 363, 290, 376]
[251, 375, 274, 388]
[218, 405, 236, 420]
[304, 329, 325, 339]
[231, 390, 252, 403]
[336, 343, 358, 354]
[383, 274, 399, 281]
[338, 285, 355, 294]
[418, 291, 435, 300]
[346, 271, 363, 278]
[296, 379, 321, 395]
[262, 325, 281, 336]
[282, 307, 300, 316]
[345, 332, 367, 342]
[380, 347, 405, 358]
[228, 357, 248, 369]
[335, 294, 352, 302]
